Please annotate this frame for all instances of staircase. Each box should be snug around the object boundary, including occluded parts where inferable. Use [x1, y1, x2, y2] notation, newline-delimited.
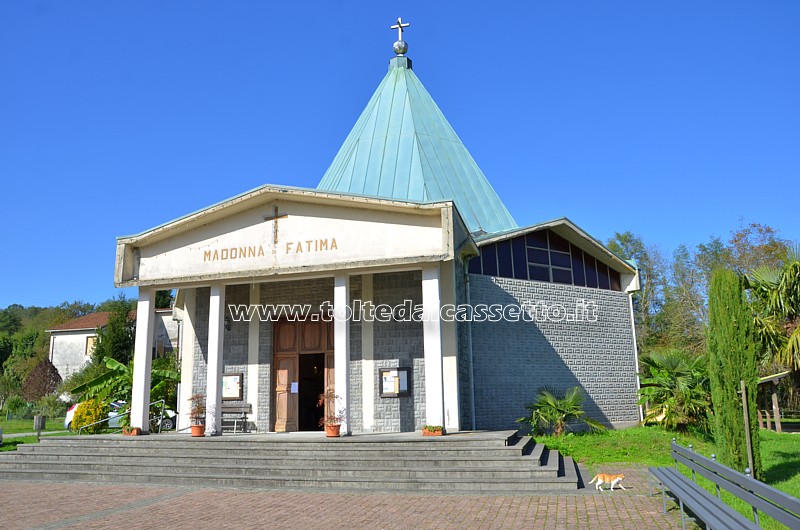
[0, 430, 580, 494]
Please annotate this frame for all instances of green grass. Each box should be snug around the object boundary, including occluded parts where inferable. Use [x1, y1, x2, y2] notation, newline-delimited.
[0, 436, 37, 452]
[537, 426, 800, 530]
[0, 417, 66, 434]
[535, 425, 715, 468]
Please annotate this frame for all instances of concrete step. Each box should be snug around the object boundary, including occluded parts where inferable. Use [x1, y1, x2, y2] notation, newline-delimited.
[0, 459, 559, 480]
[0, 465, 578, 493]
[16, 444, 530, 459]
[0, 432, 579, 492]
[3, 451, 542, 469]
[36, 431, 523, 450]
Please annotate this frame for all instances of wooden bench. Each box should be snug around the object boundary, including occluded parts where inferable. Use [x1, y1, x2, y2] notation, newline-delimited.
[649, 440, 800, 530]
[221, 403, 251, 433]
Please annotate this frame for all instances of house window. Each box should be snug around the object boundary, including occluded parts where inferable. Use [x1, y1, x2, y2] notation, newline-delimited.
[86, 336, 97, 356]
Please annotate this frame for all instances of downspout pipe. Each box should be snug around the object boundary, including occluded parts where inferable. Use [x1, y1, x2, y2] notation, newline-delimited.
[465, 264, 477, 431]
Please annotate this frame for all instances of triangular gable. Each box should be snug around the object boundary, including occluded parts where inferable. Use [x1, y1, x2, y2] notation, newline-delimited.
[115, 186, 466, 287]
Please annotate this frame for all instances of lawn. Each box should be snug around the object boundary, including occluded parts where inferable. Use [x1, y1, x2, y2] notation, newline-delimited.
[0, 417, 67, 434]
[538, 426, 800, 529]
[0, 436, 38, 452]
[535, 425, 715, 468]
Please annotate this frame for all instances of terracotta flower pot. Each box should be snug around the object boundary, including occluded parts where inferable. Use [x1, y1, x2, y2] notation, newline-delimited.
[122, 426, 142, 436]
[325, 424, 341, 437]
[191, 424, 205, 437]
[422, 427, 443, 436]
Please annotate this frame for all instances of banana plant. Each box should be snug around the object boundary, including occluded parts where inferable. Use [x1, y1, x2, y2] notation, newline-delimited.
[69, 356, 180, 424]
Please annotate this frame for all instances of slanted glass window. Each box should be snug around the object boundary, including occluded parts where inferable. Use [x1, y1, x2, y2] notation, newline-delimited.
[529, 265, 550, 282]
[585, 255, 598, 288]
[472, 229, 623, 292]
[526, 231, 548, 249]
[610, 269, 621, 291]
[527, 248, 549, 265]
[481, 244, 498, 276]
[597, 263, 610, 290]
[571, 247, 586, 286]
[497, 240, 513, 278]
[550, 251, 571, 269]
[548, 231, 570, 253]
[512, 237, 528, 280]
[468, 256, 482, 274]
[552, 268, 572, 284]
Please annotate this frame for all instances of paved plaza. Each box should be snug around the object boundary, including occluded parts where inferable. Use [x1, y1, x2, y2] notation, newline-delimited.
[0, 465, 684, 529]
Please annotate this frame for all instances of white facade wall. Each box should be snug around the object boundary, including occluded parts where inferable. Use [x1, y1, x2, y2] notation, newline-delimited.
[50, 330, 95, 379]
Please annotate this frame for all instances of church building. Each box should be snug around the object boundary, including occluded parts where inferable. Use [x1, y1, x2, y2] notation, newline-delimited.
[115, 21, 642, 435]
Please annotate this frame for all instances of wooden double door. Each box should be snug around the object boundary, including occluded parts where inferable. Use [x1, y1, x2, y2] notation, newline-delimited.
[273, 319, 334, 432]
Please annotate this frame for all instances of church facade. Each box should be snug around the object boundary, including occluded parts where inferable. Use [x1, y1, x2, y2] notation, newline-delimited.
[116, 32, 641, 435]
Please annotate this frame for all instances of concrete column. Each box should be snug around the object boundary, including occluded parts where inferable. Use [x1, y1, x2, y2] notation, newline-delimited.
[361, 274, 374, 431]
[131, 287, 156, 432]
[439, 260, 461, 431]
[206, 283, 225, 436]
[247, 283, 260, 430]
[422, 264, 445, 429]
[177, 288, 196, 431]
[334, 274, 351, 434]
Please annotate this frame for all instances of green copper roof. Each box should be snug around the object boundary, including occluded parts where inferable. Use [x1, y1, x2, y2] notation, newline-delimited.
[317, 55, 517, 235]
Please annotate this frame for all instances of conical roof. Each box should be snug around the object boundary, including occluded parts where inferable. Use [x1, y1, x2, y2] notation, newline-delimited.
[317, 55, 517, 235]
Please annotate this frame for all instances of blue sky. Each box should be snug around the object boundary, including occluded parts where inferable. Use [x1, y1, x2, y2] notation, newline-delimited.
[1, 1, 798, 309]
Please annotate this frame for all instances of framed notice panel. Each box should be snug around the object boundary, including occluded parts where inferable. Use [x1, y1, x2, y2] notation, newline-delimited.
[222, 372, 244, 401]
[379, 368, 410, 398]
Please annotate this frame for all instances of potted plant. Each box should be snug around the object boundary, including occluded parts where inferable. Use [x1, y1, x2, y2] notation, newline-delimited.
[189, 393, 206, 437]
[317, 389, 346, 437]
[422, 425, 443, 437]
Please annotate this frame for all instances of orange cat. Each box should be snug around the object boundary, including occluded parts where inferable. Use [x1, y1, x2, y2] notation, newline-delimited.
[588, 473, 626, 492]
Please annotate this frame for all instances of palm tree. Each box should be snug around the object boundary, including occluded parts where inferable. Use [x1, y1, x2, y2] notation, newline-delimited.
[517, 386, 606, 436]
[638, 349, 711, 431]
[745, 244, 800, 369]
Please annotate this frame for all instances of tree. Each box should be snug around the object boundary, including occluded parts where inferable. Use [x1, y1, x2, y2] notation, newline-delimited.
[0, 305, 23, 335]
[2, 329, 45, 383]
[638, 349, 710, 431]
[92, 296, 135, 365]
[21, 358, 62, 402]
[607, 232, 667, 352]
[656, 245, 706, 353]
[745, 244, 800, 369]
[0, 373, 21, 410]
[707, 269, 762, 478]
[155, 290, 173, 309]
[0, 333, 12, 374]
[516, 386, 606, 436]
[727, 222, 787, 273]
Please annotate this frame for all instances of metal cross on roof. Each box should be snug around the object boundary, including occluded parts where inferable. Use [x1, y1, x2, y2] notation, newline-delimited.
[390, 17, 409, 42]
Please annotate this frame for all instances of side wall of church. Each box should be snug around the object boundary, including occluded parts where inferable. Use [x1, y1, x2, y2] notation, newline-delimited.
[468, 274, 640, 431]
[371, 271, 426, 432]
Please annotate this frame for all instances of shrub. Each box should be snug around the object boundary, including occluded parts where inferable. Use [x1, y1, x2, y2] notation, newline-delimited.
[36, 395, 69, 418]
[22, 359, 62, 402]
[72, 399, 107, 434]
[638, 349, 711, 431]
[517, 386, 606, 436]
[5, 395, 31, 419]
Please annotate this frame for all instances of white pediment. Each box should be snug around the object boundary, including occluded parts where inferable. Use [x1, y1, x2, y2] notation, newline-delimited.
[115, 188, 457, 287]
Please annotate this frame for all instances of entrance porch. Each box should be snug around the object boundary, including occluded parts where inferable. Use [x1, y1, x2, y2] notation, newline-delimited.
[131, 266, 462, 436]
